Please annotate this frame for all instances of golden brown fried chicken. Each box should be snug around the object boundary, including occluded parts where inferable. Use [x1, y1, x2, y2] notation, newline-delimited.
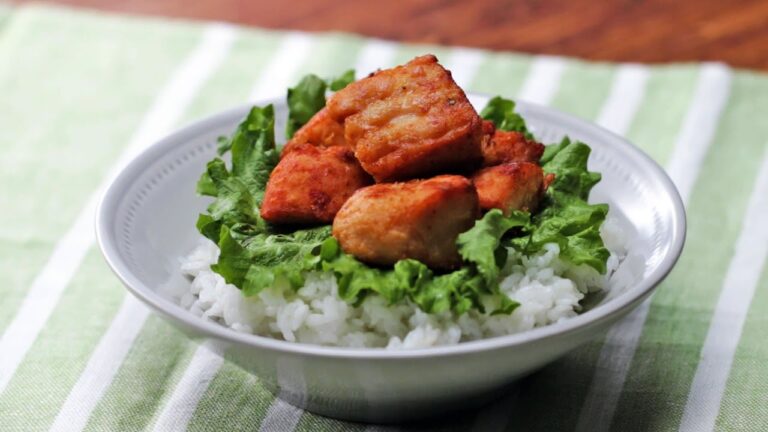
[480, 120, 545, 167]
[326, 55, 483, 182]
[281, 108, 347, 157]
[332, 175, 479, 270]
[472, 162, 546, 215]
[261, 145, 372, 224]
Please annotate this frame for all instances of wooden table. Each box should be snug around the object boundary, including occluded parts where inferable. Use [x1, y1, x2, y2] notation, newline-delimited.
[24, 0, 768, 71]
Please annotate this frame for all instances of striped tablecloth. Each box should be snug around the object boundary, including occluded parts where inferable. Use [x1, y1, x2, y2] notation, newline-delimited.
[1, 4, 767, 431]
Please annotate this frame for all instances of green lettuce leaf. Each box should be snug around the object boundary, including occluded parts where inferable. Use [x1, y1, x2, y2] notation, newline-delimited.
[511, 137, 610, 273]
[480, 96, 534, 139]
[230, 105, 279, 199]
[237, 225, 332, 295]
[209, 222, 332, 294]
[310, 237, 518, 315]
[210, 225, 254, 285]
[285, 70, 356, 138]
[328, 69, 355, 91]
[216, 135, 233, 156]
[195, 105, 282, 266]
[540, 137, 601, 200]
[204, 105, 280, 203]
[528, 193, 610, 273]
[457, 209, 530, 285]
[286, 74, 327, 139]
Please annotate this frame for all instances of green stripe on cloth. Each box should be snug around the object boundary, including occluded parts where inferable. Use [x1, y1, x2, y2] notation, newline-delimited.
[182, 29, 282, 122]
[186, 361, 275, 432]
[0, 251, 125, 430]
[550, 61, 615, 120]
[0, 7, 229, 432]
[0, 15, 237, 432]
[625, 66, 700, 162]
[0, 4, 202, 333]
[80, 31, 284, 431]
[0, 3, 12, 27]
[611, 72, 768, 431]
[468, 52, 531, 97]
[295, 409, 368, 432]
[82, 316, 195, 432]
[717, 261, 768, 430]
[295, 33, 365, 78]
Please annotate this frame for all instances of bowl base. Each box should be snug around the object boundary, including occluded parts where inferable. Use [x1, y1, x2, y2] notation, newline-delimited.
[264, 376, 525, 424]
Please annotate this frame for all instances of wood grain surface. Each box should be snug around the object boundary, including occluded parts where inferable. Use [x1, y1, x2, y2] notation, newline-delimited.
[20, 0, 768, 71]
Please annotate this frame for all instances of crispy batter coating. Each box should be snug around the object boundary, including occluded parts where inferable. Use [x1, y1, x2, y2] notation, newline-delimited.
[326, 55, 483, 182]
[472, 162, 545, 215]
[480, 120, 544, 167]
[281, 108, 347, 157]
[332, 175, 479, 270]
[261, 145, 372, 224]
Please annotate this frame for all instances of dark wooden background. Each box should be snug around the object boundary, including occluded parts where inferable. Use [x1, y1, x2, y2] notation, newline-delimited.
[21, 0, 768, 71]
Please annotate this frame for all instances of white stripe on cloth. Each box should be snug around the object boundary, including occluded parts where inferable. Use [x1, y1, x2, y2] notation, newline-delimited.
[43, 23, 238, 431]
[259, 398, 305, 432]
[444, 48, 485, 89]
[248, 33, 314, 102]
[573, 301, 652, 432]
[151, 341, 225, 431]
[516, 56, 567, 105]
[595, 64, 650, 134]
[49, 297, 149, 432]
[0, 23, 237, 397]
[678, 152, 768, 432]
[574, 63, 733, 432]
[259, 356, 307, 432]
[468, 55, 569, 432]
[353, 39, 397, 77]
[0, 195, 96, 394]
[665, 63, 732, 206]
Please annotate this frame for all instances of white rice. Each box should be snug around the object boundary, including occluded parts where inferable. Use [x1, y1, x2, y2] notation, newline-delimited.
[177, 221, 625, 350]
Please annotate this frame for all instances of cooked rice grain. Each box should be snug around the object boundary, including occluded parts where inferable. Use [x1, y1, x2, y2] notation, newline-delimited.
[176, 221, 624, 350]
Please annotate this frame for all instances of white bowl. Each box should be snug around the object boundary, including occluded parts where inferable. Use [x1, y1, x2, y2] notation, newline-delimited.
[96, 94, 685, 423]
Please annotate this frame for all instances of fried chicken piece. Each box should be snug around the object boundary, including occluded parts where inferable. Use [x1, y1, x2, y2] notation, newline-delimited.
[480, 120, 544, 167]
[472, 162, 546, 215]
[332, 175, 479, 270]
[261, 145, 372, 224]
[326, 55, 483, 182]
[480, 118, 495, 138]
[281, 108, 347, 157]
